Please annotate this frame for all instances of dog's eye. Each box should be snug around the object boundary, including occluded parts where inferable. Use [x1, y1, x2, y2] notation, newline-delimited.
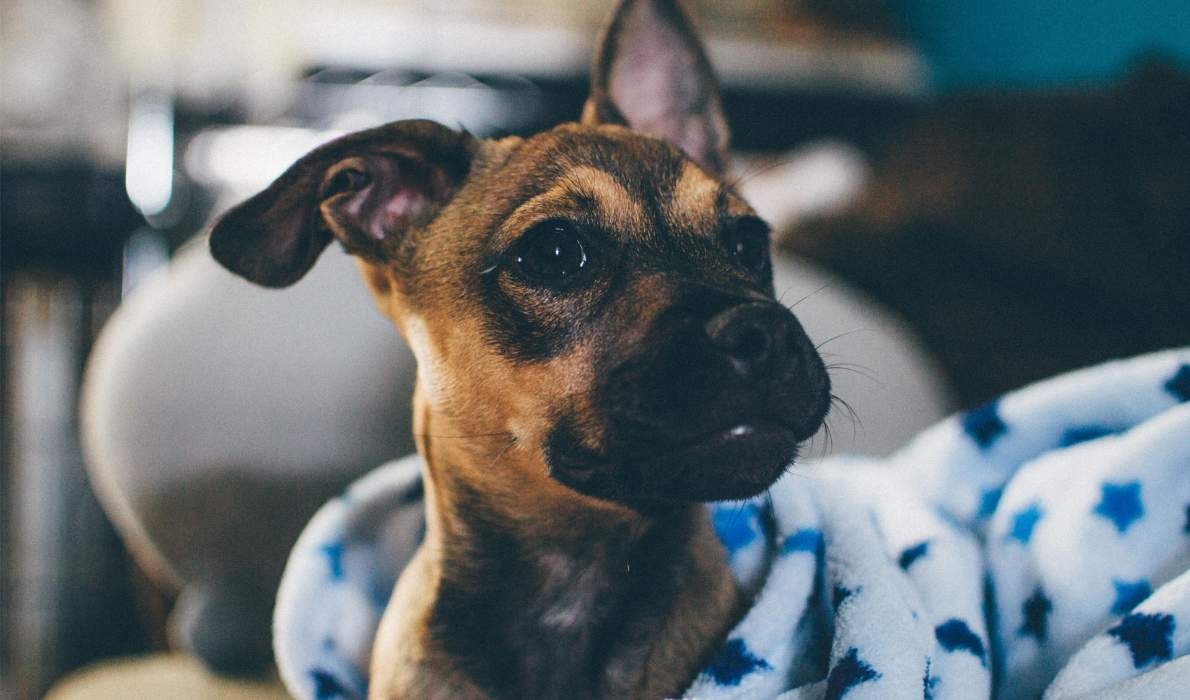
[724, 216, 771, 275]
[508, 220, 589, 287]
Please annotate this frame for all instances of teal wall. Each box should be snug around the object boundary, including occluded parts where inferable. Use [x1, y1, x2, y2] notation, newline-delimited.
[892, 1, 1190, 88]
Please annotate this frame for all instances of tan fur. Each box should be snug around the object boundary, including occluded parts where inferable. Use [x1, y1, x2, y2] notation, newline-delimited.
[357, 126, 742, 699]
[498, 165, 650, 246]
[667, 161, 721, 232]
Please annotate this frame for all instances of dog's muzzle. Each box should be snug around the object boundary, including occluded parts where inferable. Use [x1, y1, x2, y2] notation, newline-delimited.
[547, 296, 831, 506]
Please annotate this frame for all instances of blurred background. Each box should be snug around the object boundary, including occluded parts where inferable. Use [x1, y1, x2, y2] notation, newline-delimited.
[2, 0, 1188, 697]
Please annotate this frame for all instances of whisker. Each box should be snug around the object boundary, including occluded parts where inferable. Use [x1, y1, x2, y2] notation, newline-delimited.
[829, 393, 863, 442]
[831, 394, 862, 425]
[817, 420, 834, 459]
[723, 159, 774, 191]
[825, 364, 876, 379]
[414, 431, 516, 440]
[782, 465, 816, 481]
[814, 328, 869, 351]
[784, 284, 832, 311]
[825, 360, 876, 373]
[483, 436, 519, 470]
[727, 153, 805, 190]
[824, 361, 882, 385]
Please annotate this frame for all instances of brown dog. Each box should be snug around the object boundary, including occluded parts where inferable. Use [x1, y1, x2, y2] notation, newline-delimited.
[210, 1, 829, 697]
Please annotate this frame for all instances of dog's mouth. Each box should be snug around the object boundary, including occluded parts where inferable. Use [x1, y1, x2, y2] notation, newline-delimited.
[547, 417, 804, 506]
[639, 419, 802, 500]
[641, 417, 795, 464]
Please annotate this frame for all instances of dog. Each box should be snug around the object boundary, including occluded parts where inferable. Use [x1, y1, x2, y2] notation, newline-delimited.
[209, 1, 830, 697]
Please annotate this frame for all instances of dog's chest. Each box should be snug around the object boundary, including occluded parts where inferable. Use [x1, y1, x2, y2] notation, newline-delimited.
[429, 529, 689, 700]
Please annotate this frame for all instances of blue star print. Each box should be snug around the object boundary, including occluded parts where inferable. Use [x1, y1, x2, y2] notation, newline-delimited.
[832, 584, 854, 610]
[311, 668, 352, 699]
[1108, 612, 1175, 668]
[935, 619, 987, 666]
[899, 541, 930, 570]
[1019, 587, 1052, 642]
[1094, 482, 1145, 534]
[782, 528, 824, 555]
[712, 506, 759, 553]
[1111, 579, 1153, 615]
[1059, 425, 1114, 447]
[1007, 503, 1044, 544]
[976, 486, 1004, 519]
[825, 647, 881, 700]
[961, 400, 1008, 449]
[321, 541, 345, 580]
[705, 638, 771, 686]
[1164, 364, 1190, 401]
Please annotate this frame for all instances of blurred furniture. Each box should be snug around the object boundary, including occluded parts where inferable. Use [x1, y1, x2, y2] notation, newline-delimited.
[1, 168, 152, 698]
[782, 62, 1190, 406]
[44, 653, 288, 700]
[80, 239, 417, 673]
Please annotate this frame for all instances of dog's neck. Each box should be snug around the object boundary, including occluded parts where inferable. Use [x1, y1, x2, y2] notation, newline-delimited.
[414, 404, 739, 699]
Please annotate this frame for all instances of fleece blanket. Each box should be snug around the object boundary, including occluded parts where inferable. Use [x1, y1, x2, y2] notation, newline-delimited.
[274, 348, 1190, 699]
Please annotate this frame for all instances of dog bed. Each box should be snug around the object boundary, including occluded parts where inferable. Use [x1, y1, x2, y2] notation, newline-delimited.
[274, 348, 1190, 699]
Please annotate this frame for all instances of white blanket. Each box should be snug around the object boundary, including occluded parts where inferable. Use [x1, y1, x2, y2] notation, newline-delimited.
[275, 348, 1190, 699]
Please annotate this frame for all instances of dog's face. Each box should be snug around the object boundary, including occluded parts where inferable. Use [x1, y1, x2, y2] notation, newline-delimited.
[210, 0, 829, 510]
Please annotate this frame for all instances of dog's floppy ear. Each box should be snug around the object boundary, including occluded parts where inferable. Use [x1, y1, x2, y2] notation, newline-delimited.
[209, 119, 476, 287]
[583, 0, 729, 176]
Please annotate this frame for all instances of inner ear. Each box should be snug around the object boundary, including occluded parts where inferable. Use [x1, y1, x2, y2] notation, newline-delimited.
[584, 0, 730, 176]
[318, 153, 447, 261]
[209, 120, 475, 288]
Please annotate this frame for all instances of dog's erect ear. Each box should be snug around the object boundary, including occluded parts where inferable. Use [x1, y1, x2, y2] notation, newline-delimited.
[209, 120, 476, 287]
[583, 0, 729, 176]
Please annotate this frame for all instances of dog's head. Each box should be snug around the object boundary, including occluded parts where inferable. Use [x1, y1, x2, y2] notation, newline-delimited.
[210, 0, 829, 510]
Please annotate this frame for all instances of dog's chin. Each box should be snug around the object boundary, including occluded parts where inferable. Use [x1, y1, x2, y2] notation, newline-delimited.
[548, 421, 801, 509]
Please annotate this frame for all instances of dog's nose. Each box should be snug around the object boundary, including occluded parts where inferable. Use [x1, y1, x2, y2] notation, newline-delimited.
[705, 302, 801, 378]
